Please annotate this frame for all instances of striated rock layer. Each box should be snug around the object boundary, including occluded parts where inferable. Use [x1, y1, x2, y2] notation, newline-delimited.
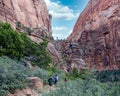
[0, 0, 62, 66]
[0, 0, 52, 40]
[67, 0, 120, 70]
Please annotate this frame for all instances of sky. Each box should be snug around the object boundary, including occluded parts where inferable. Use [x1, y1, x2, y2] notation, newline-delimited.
[44, 0, 89, 40]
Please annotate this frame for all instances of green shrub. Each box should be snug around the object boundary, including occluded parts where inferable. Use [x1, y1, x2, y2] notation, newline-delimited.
[32, 39, 52, 68]
[42, 76, 120, 96]
[21, 33, 52, 69]
[28, 67, 50, 84]
[0, 56, 30, 96]
[66, 68, 89, 80]
[16, 21, 34, 35]
[104, 82, 120, 96]
[0, 56, 55, 95]
[0, 22, 52, 68]
[0, 22, 24, 59]
[96, 70, 120, 82]
[21, 33, 38, 56]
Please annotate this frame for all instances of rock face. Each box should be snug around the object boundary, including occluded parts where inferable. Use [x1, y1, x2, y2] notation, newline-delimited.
[7, 77, 43, 96]
[0, 0, 62, 66]
[0, 0, 52, 40]
[67, 0, 120, 70]
[27, 77, 43, 89]
[47, 42, 62, 65]
[59, 41, 87, 72]
[8, 87, 41, 96]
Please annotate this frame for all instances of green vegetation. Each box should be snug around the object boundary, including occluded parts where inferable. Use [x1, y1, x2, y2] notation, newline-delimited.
[96, 70, 120, 82]
[16, 21, 34, 35]
[21, 33, 52, 68]
[31, 39, 52, 68]
[0, 22, 53, 95]
[29, 67, 50, 84]
[0, 56, 28, 95]
[0, 22, 24, 59]
[66, 68, 88, 80]
[42, 72, 120, 96]
[0, 56, 53, 96]
[21, 33, 37, 56]
[0, 22, 52, 68]
[0, 22, 120, 96]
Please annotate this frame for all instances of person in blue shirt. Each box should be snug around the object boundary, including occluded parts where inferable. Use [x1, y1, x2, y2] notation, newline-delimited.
[54, 74, 58, 84]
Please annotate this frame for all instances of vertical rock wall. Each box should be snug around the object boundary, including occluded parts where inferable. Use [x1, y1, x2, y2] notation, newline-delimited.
[0, 0, 52, 40]
[0, 0, 62, 65]
[67, 0, 120, 70]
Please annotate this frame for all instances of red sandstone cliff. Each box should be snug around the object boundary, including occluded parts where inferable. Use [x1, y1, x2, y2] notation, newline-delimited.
[0, 0, 62, 66]
[0, 0, 52, 42]
[67, 0, 120, 70]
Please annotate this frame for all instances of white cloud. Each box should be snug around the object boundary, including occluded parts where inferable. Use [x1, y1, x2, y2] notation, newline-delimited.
[53, 26, 67, 31]
[45, 0, 79, 20]
[52, 33, 67, 40]
[52, 27, 72, 40]
[52, 26, 68, 40]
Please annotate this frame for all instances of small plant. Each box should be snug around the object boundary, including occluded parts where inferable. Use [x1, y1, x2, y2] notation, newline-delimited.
[16, 21, 34, 35]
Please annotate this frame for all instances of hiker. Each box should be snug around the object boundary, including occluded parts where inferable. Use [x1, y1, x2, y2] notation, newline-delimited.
[54, 74, 58, 84]
[48, 76, 53, 86]
[64, 78, 67, 82]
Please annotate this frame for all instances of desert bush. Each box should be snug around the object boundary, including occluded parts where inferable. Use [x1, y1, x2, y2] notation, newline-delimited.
[104, 82, 120, 96]
[0, 22, 24, 59]
[96, 70, 120, 82]
[42, 71, 120, 96]
[31, 39, 52, 68]
[66, 68, 89, 80]
[28, 67, 50, 84]
[30, 68, 120, 96]
[0, 56, 56, 95]
[21, 33, 52, 69]
[0, 56, 30, 96]
[21, 33, 38, 56]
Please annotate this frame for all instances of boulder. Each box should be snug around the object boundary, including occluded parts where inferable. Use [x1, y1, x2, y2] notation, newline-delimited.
[27, 77, 43, 89]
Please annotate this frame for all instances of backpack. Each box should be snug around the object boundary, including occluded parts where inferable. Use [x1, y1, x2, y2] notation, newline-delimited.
[48, 77, 53, 85]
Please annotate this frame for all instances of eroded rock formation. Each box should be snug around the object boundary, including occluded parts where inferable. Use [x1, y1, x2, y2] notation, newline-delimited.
[0, 0, 52, 40]
[47, 42, 62, 65]
[67, 0, 120, 70]
[58, 40, 87, 72]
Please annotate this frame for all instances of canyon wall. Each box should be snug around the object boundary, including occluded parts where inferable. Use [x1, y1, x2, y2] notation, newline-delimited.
[0, 0, 62, 65]
[0, 0, 52, 41]
[67, 0, 120, 70]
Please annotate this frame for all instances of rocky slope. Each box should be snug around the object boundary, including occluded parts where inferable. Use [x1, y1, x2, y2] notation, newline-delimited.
[67, 0, 120, 70]
[0, 0, 52, 42]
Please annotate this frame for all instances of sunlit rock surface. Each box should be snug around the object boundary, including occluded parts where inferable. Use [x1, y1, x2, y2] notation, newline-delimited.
[47, 42, 62, 65]
[0, 0, 52, 40]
